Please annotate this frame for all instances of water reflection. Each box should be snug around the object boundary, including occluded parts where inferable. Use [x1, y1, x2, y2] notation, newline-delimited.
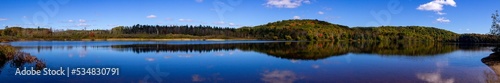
[417, 71, 455, 83]
[349, 42, 457, 56]
[3, 41, 497, 82]
[458, 44, 497, 51]
[261, 70, 300, 83]
[192, 74, 205, 82]
[191, 73, 224, 82]
[105, 42, 459, 60]
[0, 45, 46, 73]
[416, 61, 455, 83]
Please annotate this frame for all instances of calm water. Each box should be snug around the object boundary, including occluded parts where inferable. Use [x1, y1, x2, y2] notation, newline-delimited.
[1, 41, 499, 83]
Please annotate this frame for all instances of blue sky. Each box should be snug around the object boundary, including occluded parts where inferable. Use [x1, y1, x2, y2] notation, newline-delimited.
[0, 0, 499, 34]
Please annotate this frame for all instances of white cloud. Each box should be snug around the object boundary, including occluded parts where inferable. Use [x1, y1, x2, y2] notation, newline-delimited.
[213, 21, 225, 25]
[437, 11, 446, 15]
[325, 16, 340, 20]
[179, 19, 193, 22]
[195, 0, 203, 3]
[265, 0, 311, 8]
[79, 19, 86, 23]
[229, 23, 237, 26]
[147, 15, 157, 18]
[318, 11, 324, 15]
[293, 16, 300, 19]
[107, 24, 118, 27]
[0, 18, 8, 21]
[77, 23, 90, 27]
[436, 17, 450, 23]
[68, 20, 74, 23]
[417, 0, 456, 15]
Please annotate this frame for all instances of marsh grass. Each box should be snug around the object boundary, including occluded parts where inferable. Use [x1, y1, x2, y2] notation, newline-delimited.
[0, 45, 46, 71]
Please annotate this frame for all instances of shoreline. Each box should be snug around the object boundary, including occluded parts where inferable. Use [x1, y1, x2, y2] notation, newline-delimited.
[83, 38, 258, 41]
[4, 38, 259, 42]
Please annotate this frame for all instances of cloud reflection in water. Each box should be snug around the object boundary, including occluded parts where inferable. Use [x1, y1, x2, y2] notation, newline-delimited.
[416, 61, 454, 83]
[261, 70, 299, 83]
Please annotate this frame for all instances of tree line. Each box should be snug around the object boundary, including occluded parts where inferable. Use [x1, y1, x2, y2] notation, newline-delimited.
[111, 24, 240, 37]
[1, 10, 500, 43]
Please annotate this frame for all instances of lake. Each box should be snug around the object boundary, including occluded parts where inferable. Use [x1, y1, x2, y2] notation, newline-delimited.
[0, 41, 499, 83]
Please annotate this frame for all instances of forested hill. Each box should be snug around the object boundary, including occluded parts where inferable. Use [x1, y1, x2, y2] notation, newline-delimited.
[237, 19, 459, 41]
[1, 19, 497, 42]
[237, 19, 350, 40]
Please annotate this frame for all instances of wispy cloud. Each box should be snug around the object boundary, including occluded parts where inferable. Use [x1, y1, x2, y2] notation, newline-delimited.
[229, 23, 240, 26]
[79, 19, 86, 23]
[77, 23, 90, 27]
[325, 16, 340, 21]
[293, 16, 300, 19]
[437, 12, 446, 15]
[436, 17, 450, 23]
[213, 21, 225, 25]
[318, 11, 324, 15]
[107, 24, 118, 27]
[179, 19, 193, 22]
[147, 15, 157, 18]
[264, 0, 311, 8]
[0, 18, 8, 21]
[165, 18, 173, 21]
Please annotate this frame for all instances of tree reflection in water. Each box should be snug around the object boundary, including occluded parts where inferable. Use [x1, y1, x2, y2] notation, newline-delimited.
[108, 41, 459, 60]
[0, 45, 46, 74]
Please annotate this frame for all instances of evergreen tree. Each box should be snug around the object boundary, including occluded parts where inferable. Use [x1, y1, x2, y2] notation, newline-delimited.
[490, 10, 500, 36]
